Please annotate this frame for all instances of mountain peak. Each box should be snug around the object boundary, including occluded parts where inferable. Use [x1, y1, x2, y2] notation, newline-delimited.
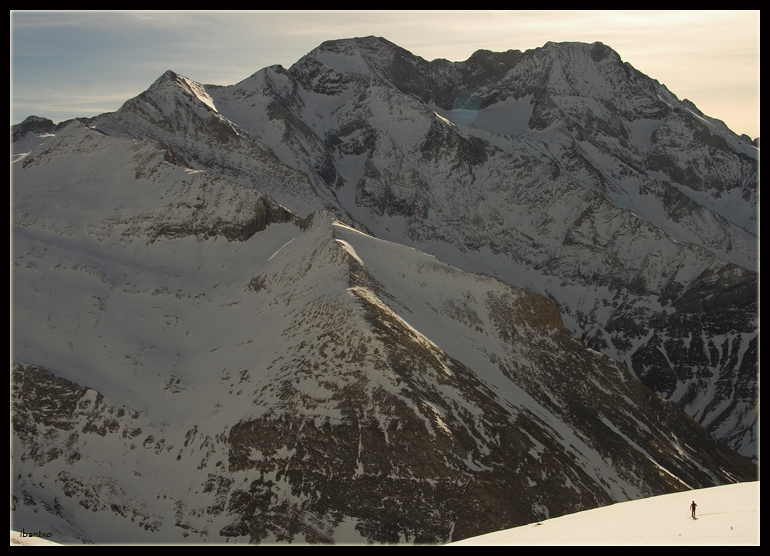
[149, 69, 182, 89]
[11, 114, 58, 149]
[17, 114, 54, 126]
[308, 35, 412, 78]
[317, 35, 396, 51]
[11, 114, 55, 135]
[141, 69, 219, 114]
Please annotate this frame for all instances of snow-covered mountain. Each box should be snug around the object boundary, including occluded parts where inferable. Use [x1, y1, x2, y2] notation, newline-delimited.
[79, 36, 758, 458]
[11, 37, 757, 545]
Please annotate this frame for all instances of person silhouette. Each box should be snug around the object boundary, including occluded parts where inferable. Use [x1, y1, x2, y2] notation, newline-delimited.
[690, 500, 697, 518]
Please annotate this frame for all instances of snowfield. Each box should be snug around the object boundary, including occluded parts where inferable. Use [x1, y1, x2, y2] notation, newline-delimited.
[449, 481, 759, 545]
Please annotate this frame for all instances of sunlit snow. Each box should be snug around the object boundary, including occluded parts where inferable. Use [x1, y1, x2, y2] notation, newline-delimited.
[450, 481, 759, 546]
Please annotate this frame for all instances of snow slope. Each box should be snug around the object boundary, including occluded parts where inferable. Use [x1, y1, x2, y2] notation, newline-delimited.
[449, 481, 759, 545]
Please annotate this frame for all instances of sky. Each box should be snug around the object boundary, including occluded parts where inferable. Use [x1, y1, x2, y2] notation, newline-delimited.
[10, 10, 760, 139]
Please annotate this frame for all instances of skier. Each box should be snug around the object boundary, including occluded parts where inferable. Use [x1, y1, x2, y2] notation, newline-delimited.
[690, 500, 697, 519]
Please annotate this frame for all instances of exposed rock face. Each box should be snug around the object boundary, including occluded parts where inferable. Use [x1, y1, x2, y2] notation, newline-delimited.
[11, 363, 162, 539]
[11, 36, 757, 545]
